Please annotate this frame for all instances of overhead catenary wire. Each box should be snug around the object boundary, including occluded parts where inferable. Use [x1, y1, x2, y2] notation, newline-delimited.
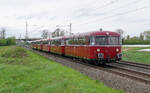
[94, 0, 120, 10]
[74, 0, 146, 26]
[92, 0, 144, 14]
[74, 5, 150, 26]
[105, 0, 144, 12]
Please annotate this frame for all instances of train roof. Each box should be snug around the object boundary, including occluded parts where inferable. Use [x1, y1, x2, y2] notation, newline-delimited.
[50, 36, 65, 40]
[34, 31, 120, 41]
[64, 31, 120, 38]
[76, 31, 120, 36]
[32, 39, 49, 42]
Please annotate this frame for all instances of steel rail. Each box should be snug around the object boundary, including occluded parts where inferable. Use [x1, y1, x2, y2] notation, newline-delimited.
[117, 61, 150, 70]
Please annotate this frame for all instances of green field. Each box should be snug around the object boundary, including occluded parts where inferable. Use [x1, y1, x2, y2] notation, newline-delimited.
[122, 47, 150, 64]
[0, 46, 123, 93]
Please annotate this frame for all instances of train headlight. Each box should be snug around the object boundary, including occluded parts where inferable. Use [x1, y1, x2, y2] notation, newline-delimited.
[97, 49, 100, 52]
[116, 48, 119, 52]
[106, 32, 109, 35]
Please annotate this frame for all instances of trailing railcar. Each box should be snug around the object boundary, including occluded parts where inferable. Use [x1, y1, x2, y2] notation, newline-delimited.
[36, 40, 43, 50]
[50, 37, 65, 55]
[42, 39, 51, 52]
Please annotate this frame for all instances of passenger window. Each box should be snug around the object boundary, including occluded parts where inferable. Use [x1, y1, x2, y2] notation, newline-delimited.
[61, 40, 65, 45]
[78, 37, 86, 45]
[90, 36, 95, 45]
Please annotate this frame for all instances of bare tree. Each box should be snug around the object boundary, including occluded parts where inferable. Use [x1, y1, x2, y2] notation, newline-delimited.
[139, 33, 144, 40]
[41, 29, 48, 39]
[60, 30, 65, 36]
[126, 35, 130, 40]
[52, 28, 66, 38]
[0, 28, 6, 39]
[116, 29, 124, 35]
[116, 29, 124, 38]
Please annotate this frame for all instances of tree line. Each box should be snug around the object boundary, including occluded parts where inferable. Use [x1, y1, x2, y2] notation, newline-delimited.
[0, 28, 16, 46]
[0, 37, 16, 46]
[122, 31, 150, 45]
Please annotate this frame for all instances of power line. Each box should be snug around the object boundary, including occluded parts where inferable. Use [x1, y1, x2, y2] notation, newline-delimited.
[75, 5, 150, 26]
[73, 0, 121, 19]
[92, 0, 143, 14]
[105, 0, 143, 12]
[25, 21, 28, 41]
[69, 23, 72, 36]
[94, 0, 120, 10]
[74, 0, 145, 26]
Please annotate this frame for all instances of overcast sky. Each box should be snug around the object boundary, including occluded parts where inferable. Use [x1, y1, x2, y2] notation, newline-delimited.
[0, 0, 150, 38]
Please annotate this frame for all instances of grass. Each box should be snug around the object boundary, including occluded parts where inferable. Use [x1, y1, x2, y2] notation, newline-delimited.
[0, 46, 124, 93]
[122, 47, 150, 64]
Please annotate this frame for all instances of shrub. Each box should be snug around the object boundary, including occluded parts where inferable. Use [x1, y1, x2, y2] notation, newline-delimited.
[6, 37, 16, 45]
[0, 37, 16, 46]
[123, 40, 150, 45]
[2, 47, 27, 58]
[0, 39, 7, 46]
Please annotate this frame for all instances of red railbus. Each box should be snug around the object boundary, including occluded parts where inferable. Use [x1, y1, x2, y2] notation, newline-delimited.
[64, 31, 122, 64]
[32, 31, 122, 64]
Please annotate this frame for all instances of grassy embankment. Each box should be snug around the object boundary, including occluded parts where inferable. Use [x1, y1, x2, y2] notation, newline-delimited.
[122, 47, 150, 64]
[0, 46, 123, 93]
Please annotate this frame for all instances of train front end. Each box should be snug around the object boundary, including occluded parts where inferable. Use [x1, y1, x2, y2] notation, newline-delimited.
[91, 31, 122, 63]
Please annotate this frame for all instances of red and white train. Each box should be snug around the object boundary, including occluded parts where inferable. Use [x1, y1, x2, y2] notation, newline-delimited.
[31, 31, 122, 65]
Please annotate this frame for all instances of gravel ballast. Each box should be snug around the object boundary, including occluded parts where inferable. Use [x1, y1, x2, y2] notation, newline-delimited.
[30, 49, 150, 93]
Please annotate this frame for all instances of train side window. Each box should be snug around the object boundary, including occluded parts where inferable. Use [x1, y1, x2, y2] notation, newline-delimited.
[68, 38, 73, 45]
[40, 41, 43, 44]
[66, 39, 69, 45]
[61, 40, 65, 45]
[48, 41, 51, 45]
[90, 36, 95, 45]
[46, 41, 48, 44]
[74, 38, 78, 45]
[52, 40, 61, 46]
[78, 37, 86, 45]
[43, 41, 46, 44]
[51, 40, 56, 45]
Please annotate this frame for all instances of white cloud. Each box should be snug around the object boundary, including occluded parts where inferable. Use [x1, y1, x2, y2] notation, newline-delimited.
[0, 0, 150, 38]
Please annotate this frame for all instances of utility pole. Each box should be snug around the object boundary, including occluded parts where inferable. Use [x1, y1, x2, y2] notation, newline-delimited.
[19, 34, 21, 46]
[19, 34, 21, 40]
[49, 31, 51, 39]
[25, 21, 28, 41]
[69, 23, 72, 36]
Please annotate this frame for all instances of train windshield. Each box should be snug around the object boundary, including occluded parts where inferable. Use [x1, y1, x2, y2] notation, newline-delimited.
[108, 36, 120, 45]
[95, 36, 107, 45]
[94, 36, 121, 45]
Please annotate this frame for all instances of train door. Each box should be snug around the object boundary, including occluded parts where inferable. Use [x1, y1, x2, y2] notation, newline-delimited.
[61, 39, 65, 55]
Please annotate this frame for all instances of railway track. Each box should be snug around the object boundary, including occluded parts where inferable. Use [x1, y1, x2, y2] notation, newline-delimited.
[78, 62, 150, 85]
[117, 61, 150, 70]
[26, 47, 150, 85]
[107, 64, 150, 84]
